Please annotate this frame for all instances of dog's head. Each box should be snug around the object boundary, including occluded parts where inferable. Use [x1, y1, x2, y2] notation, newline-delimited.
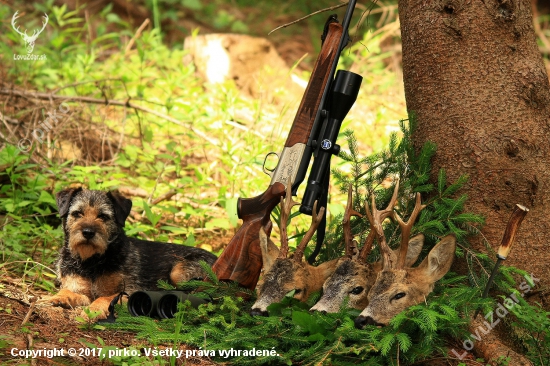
[56, 188, 132, 260]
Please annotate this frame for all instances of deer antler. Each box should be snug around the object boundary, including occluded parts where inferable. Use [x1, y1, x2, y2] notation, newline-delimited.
[11, 12, 48, 38]
[11, 11, 26, 37]
[35, 13, 49, 37]
[293, 201, 325, 262]
[357, 229, 376, 262]
[279, 179, 299, 258]
[393, 192, 426, 268]
[343, 185, 362, 258]
[364, 180, 400, 268]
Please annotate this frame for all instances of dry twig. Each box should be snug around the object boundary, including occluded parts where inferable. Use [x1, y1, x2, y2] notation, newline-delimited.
[125, 18, 151, 54]
[268, 2, 349, 35]
[0, 88, 219, 147]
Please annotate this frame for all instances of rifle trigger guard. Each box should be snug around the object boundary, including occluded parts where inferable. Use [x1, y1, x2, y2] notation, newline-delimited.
[262, 152, 279, 177]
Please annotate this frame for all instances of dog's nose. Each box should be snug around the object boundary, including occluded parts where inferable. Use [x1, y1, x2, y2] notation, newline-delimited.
[82, 228, 96, 240]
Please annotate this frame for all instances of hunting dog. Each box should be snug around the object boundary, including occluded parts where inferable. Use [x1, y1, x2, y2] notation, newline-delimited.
[47, 188, 217, 317]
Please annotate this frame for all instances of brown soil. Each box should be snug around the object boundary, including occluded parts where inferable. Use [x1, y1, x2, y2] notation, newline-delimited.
[0, 278, 219, 365]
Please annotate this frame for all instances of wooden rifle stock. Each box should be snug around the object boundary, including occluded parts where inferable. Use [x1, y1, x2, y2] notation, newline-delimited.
[211, 183, 285, 289]
[212, 22, 344, 289]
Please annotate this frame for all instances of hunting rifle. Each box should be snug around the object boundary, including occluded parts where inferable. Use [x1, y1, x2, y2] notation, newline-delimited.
[212, 0, 362, 289]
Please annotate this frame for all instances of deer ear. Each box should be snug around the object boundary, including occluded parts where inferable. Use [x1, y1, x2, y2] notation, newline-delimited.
[259, 227, 280, 273]
[419, 234, 456, 281]
[403, 233, 425, 267]
[315, 258, 339, 280]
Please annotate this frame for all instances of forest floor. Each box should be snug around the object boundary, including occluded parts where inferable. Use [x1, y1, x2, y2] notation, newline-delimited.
[0, 277, 219, 365]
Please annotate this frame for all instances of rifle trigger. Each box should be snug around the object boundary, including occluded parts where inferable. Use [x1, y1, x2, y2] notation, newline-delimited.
[263, 152, 279, 177]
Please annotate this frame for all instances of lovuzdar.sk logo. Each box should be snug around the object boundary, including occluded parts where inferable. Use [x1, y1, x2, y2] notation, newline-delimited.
[11, 10, 48, 61]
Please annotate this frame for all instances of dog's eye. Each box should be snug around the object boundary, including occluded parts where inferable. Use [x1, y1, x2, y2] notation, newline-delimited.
[97, 213, 110, 221]
[294, 289, 302, 295]
[71, 211, 83, 218]
[392, 292, 406, 301]
[350, 286, 364, 295]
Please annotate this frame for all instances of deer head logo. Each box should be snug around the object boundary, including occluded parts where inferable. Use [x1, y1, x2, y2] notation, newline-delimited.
[12, 11, 49, 54]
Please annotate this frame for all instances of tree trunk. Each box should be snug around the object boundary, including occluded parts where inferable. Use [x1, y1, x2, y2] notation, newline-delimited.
[398, 0, 550, 286]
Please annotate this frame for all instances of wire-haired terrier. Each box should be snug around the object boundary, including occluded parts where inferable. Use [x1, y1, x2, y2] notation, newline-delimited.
[47, 188, 217, 317]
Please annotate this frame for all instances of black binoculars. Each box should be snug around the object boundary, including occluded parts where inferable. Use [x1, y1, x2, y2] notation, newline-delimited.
[127, 291, 207, 319]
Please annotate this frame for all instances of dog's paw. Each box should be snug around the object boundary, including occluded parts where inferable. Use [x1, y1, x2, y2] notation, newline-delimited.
[79, 307, 108, 321]
[48, 290, 90, 309]
[81, 297, 114, 320]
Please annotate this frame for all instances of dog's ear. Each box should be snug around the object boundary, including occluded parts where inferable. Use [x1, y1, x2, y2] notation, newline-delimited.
[56, 187, 82, 217]
[107, 190, 132, 226]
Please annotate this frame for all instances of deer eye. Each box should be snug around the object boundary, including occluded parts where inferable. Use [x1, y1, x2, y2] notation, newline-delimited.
[350, 286, 364, 295]
[392, 292, 406, 301]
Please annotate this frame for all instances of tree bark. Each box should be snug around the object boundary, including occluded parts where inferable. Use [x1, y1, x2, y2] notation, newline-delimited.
[398, 0, 550, 288]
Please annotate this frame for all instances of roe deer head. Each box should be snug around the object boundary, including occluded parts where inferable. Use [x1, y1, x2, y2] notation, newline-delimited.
[250, 184, 338, 316]
[310, 182, 423, 313]
[354, 193, 456, 328]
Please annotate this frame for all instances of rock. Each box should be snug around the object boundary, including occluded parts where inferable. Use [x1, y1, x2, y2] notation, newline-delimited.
[183, 33, 304, 100]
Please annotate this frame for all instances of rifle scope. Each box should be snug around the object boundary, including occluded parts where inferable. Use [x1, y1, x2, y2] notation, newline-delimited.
[127, 291, 207, 319]
[300, 70, 362, 216]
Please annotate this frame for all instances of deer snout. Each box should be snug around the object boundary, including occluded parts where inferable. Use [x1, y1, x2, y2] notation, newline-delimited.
[355, 315, 384, 329]
[250, 308, 269, 317]
[364, 316, 384, 326]
[354, 315, 368, 329]
[310, 307, 327, 315]
[82, 227, 96, 240]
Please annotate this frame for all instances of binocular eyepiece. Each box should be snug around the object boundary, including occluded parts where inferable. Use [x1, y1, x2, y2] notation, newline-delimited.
[127, 291, 207, 319]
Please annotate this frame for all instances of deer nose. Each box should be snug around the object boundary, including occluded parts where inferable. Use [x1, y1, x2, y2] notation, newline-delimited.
[250, 308, 269, 317]
[310, 309, 327, 315]
[365, 316, 384, 327]
[82, 228, 96, 240]
[354, 315, 368, 329]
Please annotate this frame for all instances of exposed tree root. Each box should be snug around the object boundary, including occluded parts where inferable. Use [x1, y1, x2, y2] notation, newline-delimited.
[470, 317, 533, 366]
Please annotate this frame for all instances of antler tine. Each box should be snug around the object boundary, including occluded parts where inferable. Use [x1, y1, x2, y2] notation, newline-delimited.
[394, 192, 426, 268]
[11, 11, 26, 36]
[40, 13, 49, 31]
[31, 14, 48, 38]
[363, 181, 400, 268]
[293, 201, 325, 262]
[279, 179, 299, 258]
[357, 229, 376, 262]
[343, 185, 363, 259]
